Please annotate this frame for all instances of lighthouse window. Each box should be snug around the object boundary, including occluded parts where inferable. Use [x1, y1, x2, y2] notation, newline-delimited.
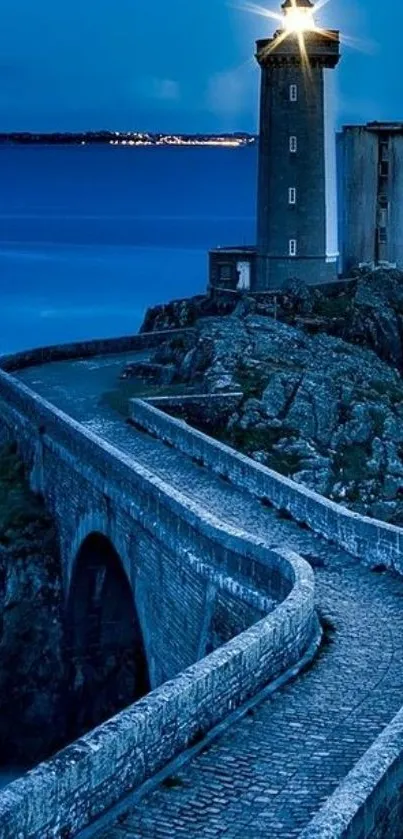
[289, 187, 296, 205]
[289, 136, 297, 153]
[290, 84, 298, 102]
[289, 239, 297, 257]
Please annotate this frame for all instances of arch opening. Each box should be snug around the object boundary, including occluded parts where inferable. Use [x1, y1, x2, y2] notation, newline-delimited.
[66, 532, 149, 739]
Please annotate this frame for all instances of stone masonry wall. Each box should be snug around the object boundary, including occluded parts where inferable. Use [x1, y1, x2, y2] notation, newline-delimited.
[130, 399, 403, 572]
[0, 362, 315, 838]
[0, 329, 195, 374]
[300, 703, 403, 839]
[0, 373, 281, 687]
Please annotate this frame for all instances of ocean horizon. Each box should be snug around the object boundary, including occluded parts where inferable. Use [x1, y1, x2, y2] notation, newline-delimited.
[0, 145, 257, 355]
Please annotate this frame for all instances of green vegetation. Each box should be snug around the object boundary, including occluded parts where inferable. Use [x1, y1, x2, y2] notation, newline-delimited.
[100, 379, 193, 418]
[312, 293, 352, 320]
[235, 366, 267, 400]
[0, 443, 49, 546]
[333, 442, 372, 502]
[369, 378, 403, 405]
[216, 426, 302, 477]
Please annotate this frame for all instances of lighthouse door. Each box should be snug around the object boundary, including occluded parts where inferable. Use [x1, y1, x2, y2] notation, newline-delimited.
[236, 261, 251, 290]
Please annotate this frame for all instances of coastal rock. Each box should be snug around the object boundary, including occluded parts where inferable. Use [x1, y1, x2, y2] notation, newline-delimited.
[139, 292, 403, 524]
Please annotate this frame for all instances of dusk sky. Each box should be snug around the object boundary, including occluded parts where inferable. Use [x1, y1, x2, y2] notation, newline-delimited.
[0, 0, 401, 133]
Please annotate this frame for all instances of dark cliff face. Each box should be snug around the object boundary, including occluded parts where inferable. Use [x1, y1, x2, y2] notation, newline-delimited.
[0, 444, 150, 769]
[0, 444, 66, 766]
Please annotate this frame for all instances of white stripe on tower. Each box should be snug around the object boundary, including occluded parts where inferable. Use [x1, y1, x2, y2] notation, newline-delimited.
[323, 71, 338, 261]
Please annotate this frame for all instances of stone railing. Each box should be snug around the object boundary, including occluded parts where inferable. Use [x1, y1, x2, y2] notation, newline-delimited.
[130, 399, 403, 572]
[300, 704, 403, 839]
[0, 365, 316, 838]
[0, 328, 194, 373]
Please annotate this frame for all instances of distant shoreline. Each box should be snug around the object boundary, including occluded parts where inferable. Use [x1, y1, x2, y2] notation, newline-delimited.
[0, 132, 257, 148]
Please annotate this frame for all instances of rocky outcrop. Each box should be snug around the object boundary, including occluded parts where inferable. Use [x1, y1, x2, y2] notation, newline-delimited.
[138, 299, 403, 525]
[0, 444, 66, 766]
[142, 269, 403, 373]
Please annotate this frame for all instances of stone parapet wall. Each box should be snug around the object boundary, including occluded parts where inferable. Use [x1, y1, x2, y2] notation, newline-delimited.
[300, 704, 403, 839]
[0, 566, 314, 839]
[130, 399, 403, 572]
[0, 363, 315, 838]
[0, 328, 195, 373]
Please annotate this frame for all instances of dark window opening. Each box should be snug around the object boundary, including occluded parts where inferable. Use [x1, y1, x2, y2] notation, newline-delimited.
[380, 141, 389, 162]
[379, 160, 389, 178]
[219, 264, 232, 281]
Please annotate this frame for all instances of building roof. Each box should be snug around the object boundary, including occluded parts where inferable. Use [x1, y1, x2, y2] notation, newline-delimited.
[281, 0, 314, 7]
[342, 121, 403, 134]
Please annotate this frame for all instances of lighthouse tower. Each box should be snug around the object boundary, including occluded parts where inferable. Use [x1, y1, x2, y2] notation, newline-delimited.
[255, 0, 340, 290]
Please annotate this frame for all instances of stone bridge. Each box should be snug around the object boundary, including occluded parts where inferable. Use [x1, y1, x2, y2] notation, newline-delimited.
[0, 333, 403, 839]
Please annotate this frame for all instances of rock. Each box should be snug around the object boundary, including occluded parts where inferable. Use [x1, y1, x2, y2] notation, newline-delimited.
[138, 282, 403, 524]
[383, 415, 403, 443]
[251, 450, 270, 465]
[385, 441, 403, 477]
[367, 438, 387, 477]
[293, 468, 330, 495]
[262, 372, 301, 418]
[382, 475, 403, 500]
[370, 500, 399, 521]
[239, 399, 266, 430]
[0, 445, 66, 766]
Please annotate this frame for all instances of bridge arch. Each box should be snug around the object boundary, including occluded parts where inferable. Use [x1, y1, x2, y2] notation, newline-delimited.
[66, 531, 149, 738]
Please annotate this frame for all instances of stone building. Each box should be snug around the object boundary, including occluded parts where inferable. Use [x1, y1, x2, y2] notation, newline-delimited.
[209, 0, 340, 293]
[338, 122, 403, 274]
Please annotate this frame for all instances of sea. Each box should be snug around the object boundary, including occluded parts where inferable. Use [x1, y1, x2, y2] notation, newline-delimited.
[0, 145, 257, 355]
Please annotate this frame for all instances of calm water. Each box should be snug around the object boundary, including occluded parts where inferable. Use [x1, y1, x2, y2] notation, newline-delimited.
[0, 145, 257, 354]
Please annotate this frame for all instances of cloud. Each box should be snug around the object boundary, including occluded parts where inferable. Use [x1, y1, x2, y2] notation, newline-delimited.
[154, 79, 181, 101]
[205, 68, 251, 116]
[134, 77, 181, 102]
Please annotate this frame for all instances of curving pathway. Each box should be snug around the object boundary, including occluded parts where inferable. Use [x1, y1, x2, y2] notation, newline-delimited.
[18, 353, 403, 838]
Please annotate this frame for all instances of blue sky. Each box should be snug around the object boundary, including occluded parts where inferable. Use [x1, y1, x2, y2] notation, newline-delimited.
[0, 0, 401, 132]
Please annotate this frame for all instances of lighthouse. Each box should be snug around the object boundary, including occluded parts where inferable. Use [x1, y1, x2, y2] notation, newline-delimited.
[255, 0, 340, 289]
[208, 0, 341, 294]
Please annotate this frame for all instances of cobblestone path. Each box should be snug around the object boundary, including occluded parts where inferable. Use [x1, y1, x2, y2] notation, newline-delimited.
[19, 354, 403, 838]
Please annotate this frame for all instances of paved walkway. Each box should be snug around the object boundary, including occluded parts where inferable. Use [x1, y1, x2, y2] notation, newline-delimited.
[19, 354, 403, 838]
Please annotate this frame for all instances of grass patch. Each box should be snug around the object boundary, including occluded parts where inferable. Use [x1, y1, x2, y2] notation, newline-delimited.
[334, 442, 371, 486]
[236, 367, 267, 400]
[213, 425, 302, 477]
[369, 379, 403, 405]
[313, 294, 352, 320]
[100, 380, 194, 418]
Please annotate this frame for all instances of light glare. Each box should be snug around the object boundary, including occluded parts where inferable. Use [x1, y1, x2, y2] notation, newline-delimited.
[283, 7, 316, 33]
